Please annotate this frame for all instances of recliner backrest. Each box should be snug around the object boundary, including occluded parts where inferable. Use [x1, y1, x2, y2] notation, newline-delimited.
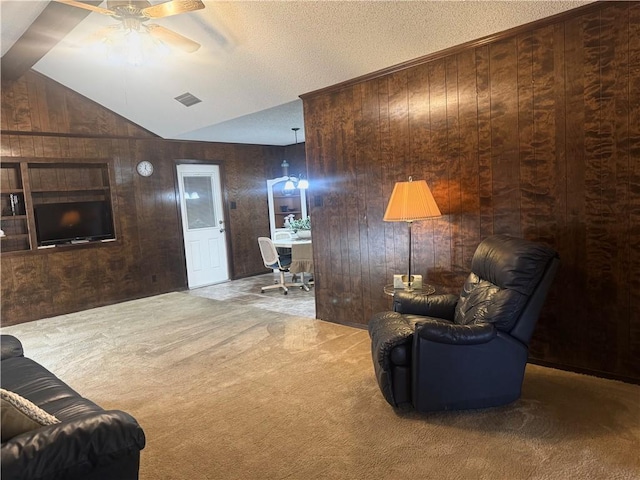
[454, 235, 558, 333]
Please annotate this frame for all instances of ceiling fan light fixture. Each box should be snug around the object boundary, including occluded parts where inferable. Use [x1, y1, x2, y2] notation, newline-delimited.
[58, 0, 204, 65]
[92, 24, 171, 66]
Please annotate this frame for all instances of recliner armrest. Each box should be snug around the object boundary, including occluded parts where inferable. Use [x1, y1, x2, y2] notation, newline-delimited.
[1, 410, 146, 480]
[393, 293, 458, 319]
[368, 311, 414, 369]
[416, 319, 497, 345]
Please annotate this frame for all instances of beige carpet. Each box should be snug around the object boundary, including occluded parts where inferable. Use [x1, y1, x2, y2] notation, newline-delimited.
[3, 293, 639, 480]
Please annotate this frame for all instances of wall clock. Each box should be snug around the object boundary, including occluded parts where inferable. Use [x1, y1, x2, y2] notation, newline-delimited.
[136, 161, 154, 177]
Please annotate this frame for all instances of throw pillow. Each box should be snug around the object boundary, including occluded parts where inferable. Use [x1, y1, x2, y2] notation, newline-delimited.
[0, 388, 60, 442]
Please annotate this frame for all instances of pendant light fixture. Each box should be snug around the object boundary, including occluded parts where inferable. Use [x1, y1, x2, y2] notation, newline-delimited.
[282, 127, 304, 193]
[279, 127, 309, 193]
[294, 127, 308, 189]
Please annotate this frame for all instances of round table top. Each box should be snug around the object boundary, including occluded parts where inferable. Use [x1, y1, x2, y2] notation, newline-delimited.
[384, 283, 436, 296]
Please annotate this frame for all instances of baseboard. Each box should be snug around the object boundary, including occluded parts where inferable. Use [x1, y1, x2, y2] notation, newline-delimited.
[528, 358, 639, 385]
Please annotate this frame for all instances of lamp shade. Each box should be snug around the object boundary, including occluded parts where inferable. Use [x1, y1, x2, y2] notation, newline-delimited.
[383, 178, 441, 222]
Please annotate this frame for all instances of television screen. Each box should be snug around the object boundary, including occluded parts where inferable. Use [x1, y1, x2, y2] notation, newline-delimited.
[34, 201, 115, 246]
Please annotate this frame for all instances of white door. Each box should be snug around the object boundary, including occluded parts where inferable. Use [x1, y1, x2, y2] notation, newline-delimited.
[177, 164, 229, 288]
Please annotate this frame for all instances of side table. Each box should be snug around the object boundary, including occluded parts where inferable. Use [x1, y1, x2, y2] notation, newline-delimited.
[383, 283, 436, 297]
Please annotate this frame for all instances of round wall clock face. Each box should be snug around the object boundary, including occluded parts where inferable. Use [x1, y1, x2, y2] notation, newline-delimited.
[136, 161, 154, 177]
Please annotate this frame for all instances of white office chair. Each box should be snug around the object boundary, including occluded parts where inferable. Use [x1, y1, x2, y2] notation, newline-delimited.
[257, 237, 308, 294]
[272, 230, 297, 280]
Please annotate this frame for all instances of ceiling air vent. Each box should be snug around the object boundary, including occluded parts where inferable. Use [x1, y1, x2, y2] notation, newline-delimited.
[174, 92, 202, 107]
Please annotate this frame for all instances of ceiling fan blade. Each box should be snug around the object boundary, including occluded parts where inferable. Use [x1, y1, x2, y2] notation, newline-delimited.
[146, 24, 201, 53]
[141, 0, 205, 19]
[55, 0, 116, 16]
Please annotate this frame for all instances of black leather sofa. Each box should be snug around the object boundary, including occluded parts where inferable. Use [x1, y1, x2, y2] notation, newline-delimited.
[1, 335, 146, 480]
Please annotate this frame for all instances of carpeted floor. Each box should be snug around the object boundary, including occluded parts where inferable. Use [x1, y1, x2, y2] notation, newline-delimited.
[3, 292, 639, 479]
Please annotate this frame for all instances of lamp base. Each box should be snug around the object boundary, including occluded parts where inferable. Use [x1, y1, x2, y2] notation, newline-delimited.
[393, 274, 423, 290]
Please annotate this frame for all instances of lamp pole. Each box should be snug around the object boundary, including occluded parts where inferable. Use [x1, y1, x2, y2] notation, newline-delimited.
[407, 220, 414, 291]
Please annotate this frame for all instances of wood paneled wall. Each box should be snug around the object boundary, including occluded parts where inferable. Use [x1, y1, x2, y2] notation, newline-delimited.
[301, 2, 640, 381]
[1, 71, 281, 325]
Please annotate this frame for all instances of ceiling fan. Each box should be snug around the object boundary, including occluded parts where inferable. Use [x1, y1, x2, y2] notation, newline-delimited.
[56, 0, 205, 53]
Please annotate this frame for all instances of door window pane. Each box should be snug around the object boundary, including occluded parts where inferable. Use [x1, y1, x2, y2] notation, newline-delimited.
[184, 176, 216, 229]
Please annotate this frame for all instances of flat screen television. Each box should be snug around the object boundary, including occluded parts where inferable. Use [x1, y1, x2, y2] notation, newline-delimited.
[34, 201, 115, 246]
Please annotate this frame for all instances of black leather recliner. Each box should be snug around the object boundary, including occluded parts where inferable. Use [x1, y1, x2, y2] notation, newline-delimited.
[368, 234, 559, 412]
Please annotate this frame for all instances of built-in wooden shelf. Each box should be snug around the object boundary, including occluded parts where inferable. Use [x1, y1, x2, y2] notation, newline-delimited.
[0, 160, 116, 255]
[1, 234, 29, 241]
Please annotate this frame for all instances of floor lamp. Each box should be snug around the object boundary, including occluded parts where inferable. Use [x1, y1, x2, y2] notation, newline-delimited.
[383, 176, 441, 291]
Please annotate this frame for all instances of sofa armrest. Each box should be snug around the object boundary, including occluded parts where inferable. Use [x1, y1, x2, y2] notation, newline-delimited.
[416, 320, 497, 345]
[393, 292, 458, 319]
[1, 336, 23, 360]
[1, 410, 146, 480]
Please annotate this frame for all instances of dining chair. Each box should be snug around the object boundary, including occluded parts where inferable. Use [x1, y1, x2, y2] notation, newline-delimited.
[257, 237, 309, 294]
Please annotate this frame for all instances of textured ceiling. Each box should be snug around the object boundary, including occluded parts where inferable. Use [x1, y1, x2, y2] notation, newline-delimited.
[1, 1, 594, 145]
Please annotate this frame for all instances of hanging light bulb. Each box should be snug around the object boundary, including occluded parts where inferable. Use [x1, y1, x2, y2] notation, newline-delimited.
[283, 179, 296, 192]
[297, 176, 309, 189]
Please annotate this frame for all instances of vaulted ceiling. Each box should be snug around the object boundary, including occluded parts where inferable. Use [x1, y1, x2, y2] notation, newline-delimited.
[1, 0, 593, 145]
